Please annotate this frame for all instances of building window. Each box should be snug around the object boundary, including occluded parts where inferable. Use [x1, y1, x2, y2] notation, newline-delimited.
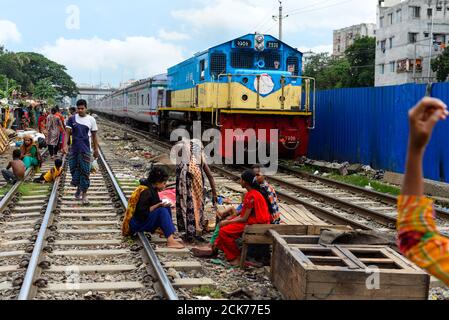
[390, 61, 395, 72]
[409, 32, 418, 43]
[396, 9, 402, 23]
[389, 37, 394, 49]
[379, 16, 384, 27]
[388, 13, 393, 25]
[428, 8, 433, 17]
[380, 40, 387, 52]
[380, 64, 385, 75]
[410, 6, 421, 18]
[424, 32, 430, 38]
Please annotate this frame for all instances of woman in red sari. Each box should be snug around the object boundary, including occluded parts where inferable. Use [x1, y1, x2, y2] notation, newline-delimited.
[214, 170, 272, 266]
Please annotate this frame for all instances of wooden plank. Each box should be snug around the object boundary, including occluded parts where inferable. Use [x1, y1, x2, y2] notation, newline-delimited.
[155, 248, 190, 256]
[59, 207, 115, 212]
[4, 228, 34, 235]
[0, 251, 25, 258]
[57, 221, 118, 226]
[54, 240, 122, 246]
[58, 229, 120, 234]
[0, 266, 18, 274]
[1, 240, 31, 246]
[163, 261, 203, 271]
[47, 265, 136, 273]
[51, 249, 129, 257]
[10, 213, 42, 218]
[172, 278, 216, 288]
[306, 281, 428, 299]
[42, 281, 144, 292]
[5, 220, 38, 226]
[59, 213, 117, 218]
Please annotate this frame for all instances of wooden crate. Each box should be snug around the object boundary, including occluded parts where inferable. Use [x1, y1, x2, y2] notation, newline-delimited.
[240, 224, 351, 267]
[270, 231, 430, 300]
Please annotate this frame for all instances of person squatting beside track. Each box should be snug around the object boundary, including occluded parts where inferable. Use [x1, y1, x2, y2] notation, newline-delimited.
[2, 149, 26, 184]
[62, 99, 99, 205]
[122, 167, 185, 249]
[398, 97, 449, 285]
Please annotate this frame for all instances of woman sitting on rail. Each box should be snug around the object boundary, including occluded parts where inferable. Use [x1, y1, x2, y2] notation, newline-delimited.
[122, 167, 185, 249]
[20, 135, 41, 170]
[214, 170, 272, 266]
[398, 97, 449, 285]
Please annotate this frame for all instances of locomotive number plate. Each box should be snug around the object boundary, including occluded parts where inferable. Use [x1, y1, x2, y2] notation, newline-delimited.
[267, 41, 280, 49]
[235, 39, 252, 48]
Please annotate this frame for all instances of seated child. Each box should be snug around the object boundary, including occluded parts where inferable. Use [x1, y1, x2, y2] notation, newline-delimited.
[33, 159, 63, 183]
[193, 170, 273, 265]
[2, 149, 26, 184]
[122, 167, 184, 249]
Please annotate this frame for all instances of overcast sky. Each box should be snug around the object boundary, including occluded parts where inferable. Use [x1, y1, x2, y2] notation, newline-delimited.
[0, 0, 377, 87]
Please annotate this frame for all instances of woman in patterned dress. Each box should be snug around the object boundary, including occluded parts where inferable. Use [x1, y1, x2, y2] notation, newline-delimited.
[175, 139, 218, 243]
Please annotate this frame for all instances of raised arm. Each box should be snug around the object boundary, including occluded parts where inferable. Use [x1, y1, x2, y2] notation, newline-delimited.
[402, 97, 448, 195]
[398, 97, 449, 285]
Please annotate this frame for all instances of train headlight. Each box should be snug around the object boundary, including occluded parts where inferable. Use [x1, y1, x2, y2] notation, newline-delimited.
[255, 34, 265, 52]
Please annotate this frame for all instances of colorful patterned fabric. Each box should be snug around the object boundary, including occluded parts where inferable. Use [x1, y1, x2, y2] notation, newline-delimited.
[122, 185, 149, 236]
[176, 140, 206, 242]
[69, 152, 92, 192]
[261, 181, 281, 224]
[397, 196, 449, 285]
[46, 114, 63, 146]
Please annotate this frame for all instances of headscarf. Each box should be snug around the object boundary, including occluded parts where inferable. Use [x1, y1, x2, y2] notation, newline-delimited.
[21, 135, 37, 157]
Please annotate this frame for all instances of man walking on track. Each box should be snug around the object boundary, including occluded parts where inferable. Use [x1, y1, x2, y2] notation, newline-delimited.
[62, 99, 99, 205]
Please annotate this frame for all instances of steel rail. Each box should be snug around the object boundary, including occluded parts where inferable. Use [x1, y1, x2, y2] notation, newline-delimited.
[279, 164, 449, 220]
[265, 175, 397, 227]
[18, 155, 66, 300]
[211, 165, 375, 231]
[98, 147, 179, 301]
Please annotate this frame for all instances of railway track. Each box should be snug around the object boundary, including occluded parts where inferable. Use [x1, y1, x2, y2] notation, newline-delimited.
[96, 117, 402, 233]
[1, 145, 182, 300]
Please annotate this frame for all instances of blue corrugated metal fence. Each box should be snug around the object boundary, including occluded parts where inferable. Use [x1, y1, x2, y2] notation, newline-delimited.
[308, 83, 449, 182]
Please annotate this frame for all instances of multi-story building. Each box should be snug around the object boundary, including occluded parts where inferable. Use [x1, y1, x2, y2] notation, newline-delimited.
[376, 0, 449, 86]
[333, 23, 377, 57]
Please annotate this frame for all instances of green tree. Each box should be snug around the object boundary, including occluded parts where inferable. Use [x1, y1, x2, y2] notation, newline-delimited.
[0, 52, 32, 93]
[304, 53, 351, 89]
[0, 48, 78, 98]
[0, 75, 19, 99]
[34, 78, 58, 101]
[431, 47, 449, 82]
[345, 36, 376, 87]
[17, 52, 78, 97]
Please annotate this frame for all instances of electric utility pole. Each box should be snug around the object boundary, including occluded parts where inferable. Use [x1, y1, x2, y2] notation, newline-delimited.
[273, 1, 289, 41]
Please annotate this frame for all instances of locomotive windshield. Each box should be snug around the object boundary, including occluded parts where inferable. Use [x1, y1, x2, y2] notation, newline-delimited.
[230, 50, 282, 70]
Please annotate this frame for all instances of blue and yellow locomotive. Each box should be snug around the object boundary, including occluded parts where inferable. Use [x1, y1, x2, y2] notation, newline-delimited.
[91, 33, 315, 159]
[160, 33, 315, 159]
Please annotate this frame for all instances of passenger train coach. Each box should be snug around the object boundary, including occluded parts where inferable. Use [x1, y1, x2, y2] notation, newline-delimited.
[91, 33, 315, 159]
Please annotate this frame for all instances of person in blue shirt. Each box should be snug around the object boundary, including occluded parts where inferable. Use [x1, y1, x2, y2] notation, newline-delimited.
[62, 99, 99, 205]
